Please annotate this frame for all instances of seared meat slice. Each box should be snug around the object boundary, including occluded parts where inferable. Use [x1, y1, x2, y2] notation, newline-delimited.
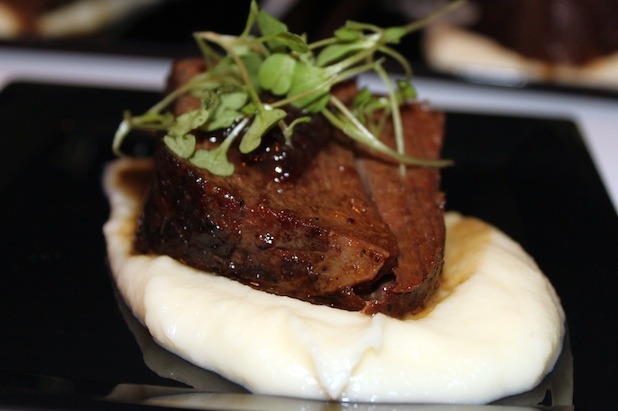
[356, 104, 446, 317]
[134, 108, 399, 311]
[134, 59, 446, 317]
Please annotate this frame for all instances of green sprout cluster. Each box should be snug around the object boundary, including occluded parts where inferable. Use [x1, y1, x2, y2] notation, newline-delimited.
[113, 0, 462, 176]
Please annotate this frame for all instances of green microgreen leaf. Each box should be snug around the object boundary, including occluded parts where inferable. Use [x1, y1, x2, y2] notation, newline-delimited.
[190, 147, 234, 176]
[257, 9, 287, 36]
[334, 26, 361, 41]
[239, 107, 286, 153]
[267, 32, 309, 53]
[189, 145, 234, 176]
[396, 79, 417, 101]
[257, 9, 289, 50]
[282, 116, 311, 142]
[220, 90, 248, 110]
[353, 88, 372, 106]
[240, 52, 264, 93]
[316, 41, 367, 67]
[353, 88, 387, 111]
[352, 88, 389, 130]
[255, 6, 308, 53]
[288, 62, 333, 112]
[207, 108, 242, 131]
[163, 134, 196, 159]
[168, 108, 210, 137]
[242, 102, 257, 115]
[189, 117, 249, 176]
[343, 20, 382, 33]
[204, 90, 247, 130]
[258, 53, 296, 95]
[233, 45, 253, 58]
[383, 26, 407, 43]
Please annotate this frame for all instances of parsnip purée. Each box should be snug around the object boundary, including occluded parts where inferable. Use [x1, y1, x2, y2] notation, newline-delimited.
[103, 159, 565, 404]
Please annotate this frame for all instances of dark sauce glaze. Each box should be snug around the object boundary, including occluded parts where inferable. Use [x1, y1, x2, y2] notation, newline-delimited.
[202, 106, 330, 184]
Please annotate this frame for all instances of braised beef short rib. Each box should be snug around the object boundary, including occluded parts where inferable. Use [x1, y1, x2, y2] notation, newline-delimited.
[134, 59, 445, 318]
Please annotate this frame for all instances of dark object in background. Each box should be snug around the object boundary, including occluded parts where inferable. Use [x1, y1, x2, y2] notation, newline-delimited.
[115, 0, 423, 62]
[471, 0, 618, 65]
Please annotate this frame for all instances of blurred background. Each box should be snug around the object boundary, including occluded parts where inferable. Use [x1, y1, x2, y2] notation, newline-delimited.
[1, 0, 617, 92]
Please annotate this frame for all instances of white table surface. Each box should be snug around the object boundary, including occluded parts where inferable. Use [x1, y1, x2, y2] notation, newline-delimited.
[1, 46, 617, 213]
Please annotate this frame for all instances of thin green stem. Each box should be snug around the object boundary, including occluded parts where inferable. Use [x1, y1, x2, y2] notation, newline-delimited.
[378, 45, 413, 79]
[200, 31, 265, 115]
[401, 0, 466, 35]
[229, 51, 264, 114]
[147, 81, 195, 114]
[375, 63, 406, 175]
[328, 96, 452, 167]
[308, 36, 340, 51]
[240, 0, 259, 37]
[334, 59, 382, 83]
[326, 33, 380, 73]
[193, 33, 223, 67]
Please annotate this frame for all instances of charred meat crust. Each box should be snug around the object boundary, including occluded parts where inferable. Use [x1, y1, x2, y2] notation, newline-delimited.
[134, 59, 445, 317]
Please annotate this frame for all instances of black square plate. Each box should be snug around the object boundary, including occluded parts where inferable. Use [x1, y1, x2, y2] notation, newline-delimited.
[0, 82, 616, 409]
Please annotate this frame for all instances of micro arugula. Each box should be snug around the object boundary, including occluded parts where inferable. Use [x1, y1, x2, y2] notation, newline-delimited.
[113, 0, 463, 176]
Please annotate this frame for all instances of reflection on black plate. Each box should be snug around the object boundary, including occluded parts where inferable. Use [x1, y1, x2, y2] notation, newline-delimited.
[0, 82, 617, 410]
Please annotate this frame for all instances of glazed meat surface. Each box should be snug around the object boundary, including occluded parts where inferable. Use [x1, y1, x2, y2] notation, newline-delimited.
[134, 59, 445, 317]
